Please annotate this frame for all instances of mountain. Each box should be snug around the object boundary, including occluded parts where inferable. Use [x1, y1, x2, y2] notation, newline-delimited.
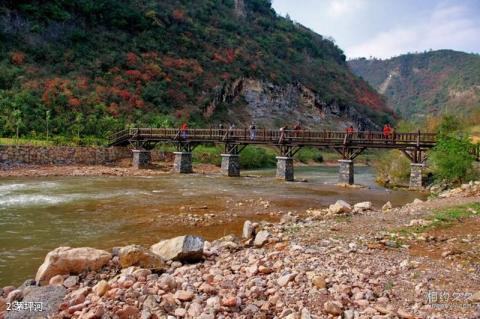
[0, 0, 392, 140]
[349, 50, 480, 122]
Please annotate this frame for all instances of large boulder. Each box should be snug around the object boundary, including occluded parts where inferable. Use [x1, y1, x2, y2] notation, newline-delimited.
[329, 200, 352, 214]
[353, 201, 372, 211]
[253, 230, 270, 247]
[242, 220, 256, 240]
[118, 245, 168, 271]
[5, 285, 66, 319]
[150, 235, 204, 262]
[35, 247, 111, 284]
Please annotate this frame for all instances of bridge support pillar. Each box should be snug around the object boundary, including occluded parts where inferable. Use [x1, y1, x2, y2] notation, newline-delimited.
[132, 150, 151, 169]
[338, 159, 354, 185]
[409, 163, 424, 189]
[221, 154, 240, 177]
[276, 156, 294, 181]
[174, 152, 192, 173]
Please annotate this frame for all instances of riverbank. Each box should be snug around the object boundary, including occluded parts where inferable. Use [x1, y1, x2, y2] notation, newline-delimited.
[1, 183, 479, 319]
[0, 163, 222, 178]
[0, 160, 370, 178]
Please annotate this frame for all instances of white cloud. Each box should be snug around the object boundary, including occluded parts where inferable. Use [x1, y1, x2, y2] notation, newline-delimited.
[347, 2, 480, 58]
[328, 0, 366, 17]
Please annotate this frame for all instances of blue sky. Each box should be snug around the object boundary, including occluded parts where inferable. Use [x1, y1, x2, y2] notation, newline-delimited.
[271, 0, 480, 59]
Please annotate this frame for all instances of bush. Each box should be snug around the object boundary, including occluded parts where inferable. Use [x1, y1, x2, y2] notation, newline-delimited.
[192, 145, 221, 165]
[430, 135, 476, 183]
[428, 114, 477, 184]
[295, 147, 323, 163]
[373, 150, 411, 187]
[239, 146, 276, 169]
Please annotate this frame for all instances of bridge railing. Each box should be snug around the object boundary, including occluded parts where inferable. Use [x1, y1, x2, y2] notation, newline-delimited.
[109, 128, 437, 145]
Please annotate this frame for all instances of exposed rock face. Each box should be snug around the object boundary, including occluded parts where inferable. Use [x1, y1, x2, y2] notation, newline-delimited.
[150, 235, 204, 262]
[35, 247, 111, 284]
[118, 244, 167, 271]
[208, 78, 381, 130]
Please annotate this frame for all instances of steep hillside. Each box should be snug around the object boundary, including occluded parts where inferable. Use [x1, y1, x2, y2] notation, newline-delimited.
[0, 0, 391, 141]
[349, 50, 480, 122]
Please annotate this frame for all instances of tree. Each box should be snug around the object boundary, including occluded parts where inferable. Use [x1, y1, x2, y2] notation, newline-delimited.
[71, 112, 84, 139]
[430, 134, 475, 183]
[429, 115, 476, 183]
[12, 109, 23, 140]
[46, 110, 51, 140]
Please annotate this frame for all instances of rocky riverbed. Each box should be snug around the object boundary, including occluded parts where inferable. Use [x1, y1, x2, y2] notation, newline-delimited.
[1, 183, 479, 319]
[0, 163, 221, 178]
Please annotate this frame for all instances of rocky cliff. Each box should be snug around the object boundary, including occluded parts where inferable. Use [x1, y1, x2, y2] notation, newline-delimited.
[208, 78, 383, 130]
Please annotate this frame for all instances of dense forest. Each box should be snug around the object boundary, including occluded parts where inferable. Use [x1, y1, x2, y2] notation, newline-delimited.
[0, 0, 390, 143]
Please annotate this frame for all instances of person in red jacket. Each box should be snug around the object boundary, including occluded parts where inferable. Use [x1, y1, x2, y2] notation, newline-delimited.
[180, 122, 188, 139]
[383, 124, 391, 139]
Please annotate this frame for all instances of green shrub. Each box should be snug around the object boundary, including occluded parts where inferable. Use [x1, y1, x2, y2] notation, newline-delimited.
[429, 114, 477, 184]
[192, 145, 222, 165]
[239, 146, 276, 169]
[430, 135, 476, 183]
[295, 147, 323, 163]
[373, 150, 411, 186]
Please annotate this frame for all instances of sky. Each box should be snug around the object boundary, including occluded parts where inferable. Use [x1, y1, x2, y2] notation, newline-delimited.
[271, 0, 480, 59]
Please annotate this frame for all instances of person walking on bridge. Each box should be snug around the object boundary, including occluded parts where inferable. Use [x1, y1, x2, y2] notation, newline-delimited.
[180, 122, 188, 139]
[228, 123, 235, 137]
[218, 123, 225, 139]
[249, 122, 256, 140]
[383, 124, 391, 140]
[346, 125, 354, 141]
[279, 125, 288, 143]
[293, 122, 301, 138]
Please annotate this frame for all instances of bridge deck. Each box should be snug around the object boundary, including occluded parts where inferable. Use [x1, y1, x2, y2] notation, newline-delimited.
[109, 128, 437, 150]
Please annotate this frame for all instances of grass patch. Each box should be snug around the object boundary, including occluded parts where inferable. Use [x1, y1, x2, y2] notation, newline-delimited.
[0, 137, 55, 146]
[0, 136, 107, 147]
[192, 145, 222, 166]
[190, 145, 276, 169]
[396, 202, 480, 235]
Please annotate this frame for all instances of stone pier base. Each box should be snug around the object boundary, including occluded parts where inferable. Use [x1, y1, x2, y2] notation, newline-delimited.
[276, 156, 294, 181]
[173, 152, 192, 173]
[132, 150, 151, 169]
[221, 154, 240, 177]
[409, 163, 424, 189]
[338, 159, 354, 185]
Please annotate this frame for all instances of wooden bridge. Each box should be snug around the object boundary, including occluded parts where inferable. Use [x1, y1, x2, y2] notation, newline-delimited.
[108, 128, 477, 189]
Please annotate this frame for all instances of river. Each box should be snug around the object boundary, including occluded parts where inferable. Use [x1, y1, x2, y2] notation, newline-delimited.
[0, 166, 425, 286]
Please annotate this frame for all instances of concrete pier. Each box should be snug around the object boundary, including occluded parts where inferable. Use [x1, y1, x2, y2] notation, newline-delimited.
[409, 163, 424, 189]
[276, 156, 294, 181]
[173, 152, 193, 173]
[132, 150, 151, 169]
[338, 159, 354, 185]
[221, 154, 240, 177]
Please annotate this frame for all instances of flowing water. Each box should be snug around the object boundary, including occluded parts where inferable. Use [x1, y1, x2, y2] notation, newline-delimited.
[0, 166, 425, 286]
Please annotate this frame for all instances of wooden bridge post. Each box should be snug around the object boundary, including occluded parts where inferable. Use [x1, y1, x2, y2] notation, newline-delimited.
[132, 149, 151, 169]
[173, 152, 193, 174]
[338, 159, 354, 185]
